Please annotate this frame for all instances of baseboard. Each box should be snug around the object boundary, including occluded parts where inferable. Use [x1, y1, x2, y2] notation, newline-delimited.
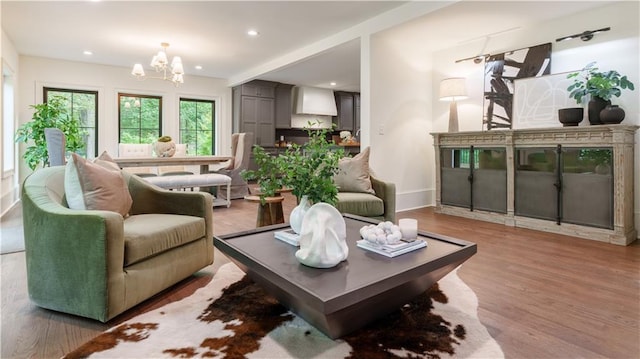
[636, 211, 640, 240]
[1, 189, 20, 218]
[396, 188, 434, 212]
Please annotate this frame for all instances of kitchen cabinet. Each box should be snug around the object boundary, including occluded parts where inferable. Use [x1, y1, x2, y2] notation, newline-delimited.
[275, 83, 294, 129]
[233, 80, 277, 147]
[432, 125, 638, 245]
[333, 91, 358, 131]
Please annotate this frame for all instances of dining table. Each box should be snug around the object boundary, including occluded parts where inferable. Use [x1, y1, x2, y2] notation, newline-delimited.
[113, 155, 233, 174]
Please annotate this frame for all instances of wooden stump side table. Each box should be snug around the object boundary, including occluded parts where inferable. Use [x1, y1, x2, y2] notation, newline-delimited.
[244, 195, 285, 227]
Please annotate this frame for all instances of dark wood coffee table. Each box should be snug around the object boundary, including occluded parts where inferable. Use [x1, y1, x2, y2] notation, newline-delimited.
[214, 214, 476, 339]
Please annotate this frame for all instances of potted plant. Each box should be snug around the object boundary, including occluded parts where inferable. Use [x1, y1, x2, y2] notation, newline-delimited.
[15, 96, 86, 170]
[566, 62, 635, 125]
[241, 146, 286, 203]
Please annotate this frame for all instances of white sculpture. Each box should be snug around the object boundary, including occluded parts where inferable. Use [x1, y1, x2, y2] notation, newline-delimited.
[295, 203, 348, 268]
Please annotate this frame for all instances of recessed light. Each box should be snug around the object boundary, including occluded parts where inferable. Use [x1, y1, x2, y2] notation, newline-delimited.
[83, 50, 93, 55]
[330, 82, 337, 86]
[247, 29, 259, 36]
[195, 65, 203, 70]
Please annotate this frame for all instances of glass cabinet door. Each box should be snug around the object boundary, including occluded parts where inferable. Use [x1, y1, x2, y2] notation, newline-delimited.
[440, 148, 471, 208]
[562, 148, 613, 229]
[515, 148, 558, 221]
[473, 148, 507, 213]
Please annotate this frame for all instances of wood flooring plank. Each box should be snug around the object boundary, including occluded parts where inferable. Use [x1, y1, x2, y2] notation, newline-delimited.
[2, 201, 639, 358]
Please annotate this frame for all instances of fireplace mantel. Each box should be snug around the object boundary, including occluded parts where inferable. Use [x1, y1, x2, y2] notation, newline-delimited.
[432, 125, 638, 245]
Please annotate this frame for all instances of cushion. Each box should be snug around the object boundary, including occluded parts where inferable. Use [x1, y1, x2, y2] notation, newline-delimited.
[123, 214, 206, 266]
[64, 153, 133, 216]
[335, 192, 384, 218]
[333, 147, 374, 194]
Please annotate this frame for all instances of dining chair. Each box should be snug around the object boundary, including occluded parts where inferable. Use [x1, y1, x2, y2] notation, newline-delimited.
[44, 128, 66, 166]
[209, 132, 253, 199]
[118, 143, 157, 177]
[158, 144, 194, 176]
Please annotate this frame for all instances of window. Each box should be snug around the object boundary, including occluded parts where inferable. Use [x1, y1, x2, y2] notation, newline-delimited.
[44, 87, 98, 157]
[179, 98, 215, 155]
[118, 93, 162, 144]
[3, 64, 15, 175]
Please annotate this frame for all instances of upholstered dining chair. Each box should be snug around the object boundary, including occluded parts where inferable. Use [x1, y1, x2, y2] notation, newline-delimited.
[118, 143, 157, 177]
[209, 132, 253, 199]
[44, 128, 66, 166]
[158, 144, 194, 176]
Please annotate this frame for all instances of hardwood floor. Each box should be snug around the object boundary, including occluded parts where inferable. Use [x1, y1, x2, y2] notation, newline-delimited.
[1, 193, 639, 358]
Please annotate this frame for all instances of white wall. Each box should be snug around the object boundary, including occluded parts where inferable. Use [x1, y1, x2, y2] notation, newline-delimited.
[1, 30, 19, 216]
[16, 56, 233, 185]
[370, 1, 640, 234]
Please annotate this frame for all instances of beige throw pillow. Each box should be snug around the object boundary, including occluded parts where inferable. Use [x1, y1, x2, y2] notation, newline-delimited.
[65, 153, 133, 216]
[333, 147, 375, 194]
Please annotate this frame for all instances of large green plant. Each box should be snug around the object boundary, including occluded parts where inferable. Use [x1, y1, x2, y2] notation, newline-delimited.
[15, 96, 86, 170]
[279, 123, 344, 205]
[241, 122, 344, 206]
[567, 62, 635, 104]
[241, 146, 286, 204]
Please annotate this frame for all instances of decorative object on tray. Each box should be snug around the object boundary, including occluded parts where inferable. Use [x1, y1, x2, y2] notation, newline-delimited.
[566, 62, 635, 125]
[398, 218, 418, 239]
[295, 203, 348, 268]
[274, 228, 301, 246]
[358, 221, 426, 257]
[289, 195, 311, 234]
[153, 135, 176, 157]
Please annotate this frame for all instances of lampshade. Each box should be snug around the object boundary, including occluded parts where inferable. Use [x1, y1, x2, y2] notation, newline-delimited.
[439, 78, 468, 101]
[131, 64, 145, 76]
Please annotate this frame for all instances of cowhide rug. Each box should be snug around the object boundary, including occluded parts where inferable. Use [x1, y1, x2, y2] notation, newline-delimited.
[64, 263, 503, 359]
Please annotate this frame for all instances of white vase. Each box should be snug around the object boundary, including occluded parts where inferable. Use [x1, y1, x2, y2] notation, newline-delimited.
[153, 140, 176, 157]
[290, 195, 311, 234]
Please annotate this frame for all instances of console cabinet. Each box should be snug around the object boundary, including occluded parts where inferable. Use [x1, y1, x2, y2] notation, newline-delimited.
[432, 125, 638, 245]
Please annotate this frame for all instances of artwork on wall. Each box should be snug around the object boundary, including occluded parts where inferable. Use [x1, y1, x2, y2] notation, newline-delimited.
[483, 43, 552, 130]
[512, 71, 578, 129]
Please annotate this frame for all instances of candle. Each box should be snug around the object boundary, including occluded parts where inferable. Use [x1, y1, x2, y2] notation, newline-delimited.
[398, 218, 418, 240]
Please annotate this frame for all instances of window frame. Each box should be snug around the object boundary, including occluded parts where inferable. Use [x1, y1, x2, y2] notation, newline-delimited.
[118, 93, 163, 144]
[178, 97, 216, 156]
[44, 87, 99, 158]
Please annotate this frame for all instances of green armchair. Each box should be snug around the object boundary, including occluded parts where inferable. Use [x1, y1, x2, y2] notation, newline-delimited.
[335, 175, 396, 223]
[21, 166, 214, 322]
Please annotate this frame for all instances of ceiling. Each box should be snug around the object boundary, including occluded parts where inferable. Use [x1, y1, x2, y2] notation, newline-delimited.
[2, 1, 612, 92]
[1, 1, 404, 91]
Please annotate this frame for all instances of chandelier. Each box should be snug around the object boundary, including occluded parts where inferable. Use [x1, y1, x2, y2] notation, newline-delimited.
[131, 42, 184, 86]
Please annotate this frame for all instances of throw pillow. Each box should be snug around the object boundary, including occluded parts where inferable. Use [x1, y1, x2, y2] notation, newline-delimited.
[65, 153, 133, 216]
[333, 147, 375, 194]
[95, 150, 120, 171]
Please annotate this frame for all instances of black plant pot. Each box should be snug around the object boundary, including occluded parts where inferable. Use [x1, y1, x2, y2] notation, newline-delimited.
[558, 108, 584, 127]
[588, 97, 610, 125]
[599, 105, 626, 124]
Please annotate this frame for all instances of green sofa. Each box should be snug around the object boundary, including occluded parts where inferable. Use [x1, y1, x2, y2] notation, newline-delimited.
[21, 166, 214, 322]
[335, 175, 396, 223]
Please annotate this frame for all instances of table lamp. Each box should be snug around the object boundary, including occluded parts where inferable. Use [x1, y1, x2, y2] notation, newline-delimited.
[439, 78, 468, 132]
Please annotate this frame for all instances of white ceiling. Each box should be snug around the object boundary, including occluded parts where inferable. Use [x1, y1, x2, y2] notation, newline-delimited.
[2, 1, 612, 92]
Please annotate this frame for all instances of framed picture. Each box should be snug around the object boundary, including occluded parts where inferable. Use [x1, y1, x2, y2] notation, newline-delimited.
[483, 43, 552, 130]
[512, 71, 579, 129]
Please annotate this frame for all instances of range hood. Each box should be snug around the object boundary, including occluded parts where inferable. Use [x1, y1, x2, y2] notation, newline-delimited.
[294, 86, 337, 116]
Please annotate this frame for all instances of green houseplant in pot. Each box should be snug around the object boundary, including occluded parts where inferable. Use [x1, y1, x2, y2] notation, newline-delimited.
[15, 96, 86, 170]
[567, 62, 635, 125]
